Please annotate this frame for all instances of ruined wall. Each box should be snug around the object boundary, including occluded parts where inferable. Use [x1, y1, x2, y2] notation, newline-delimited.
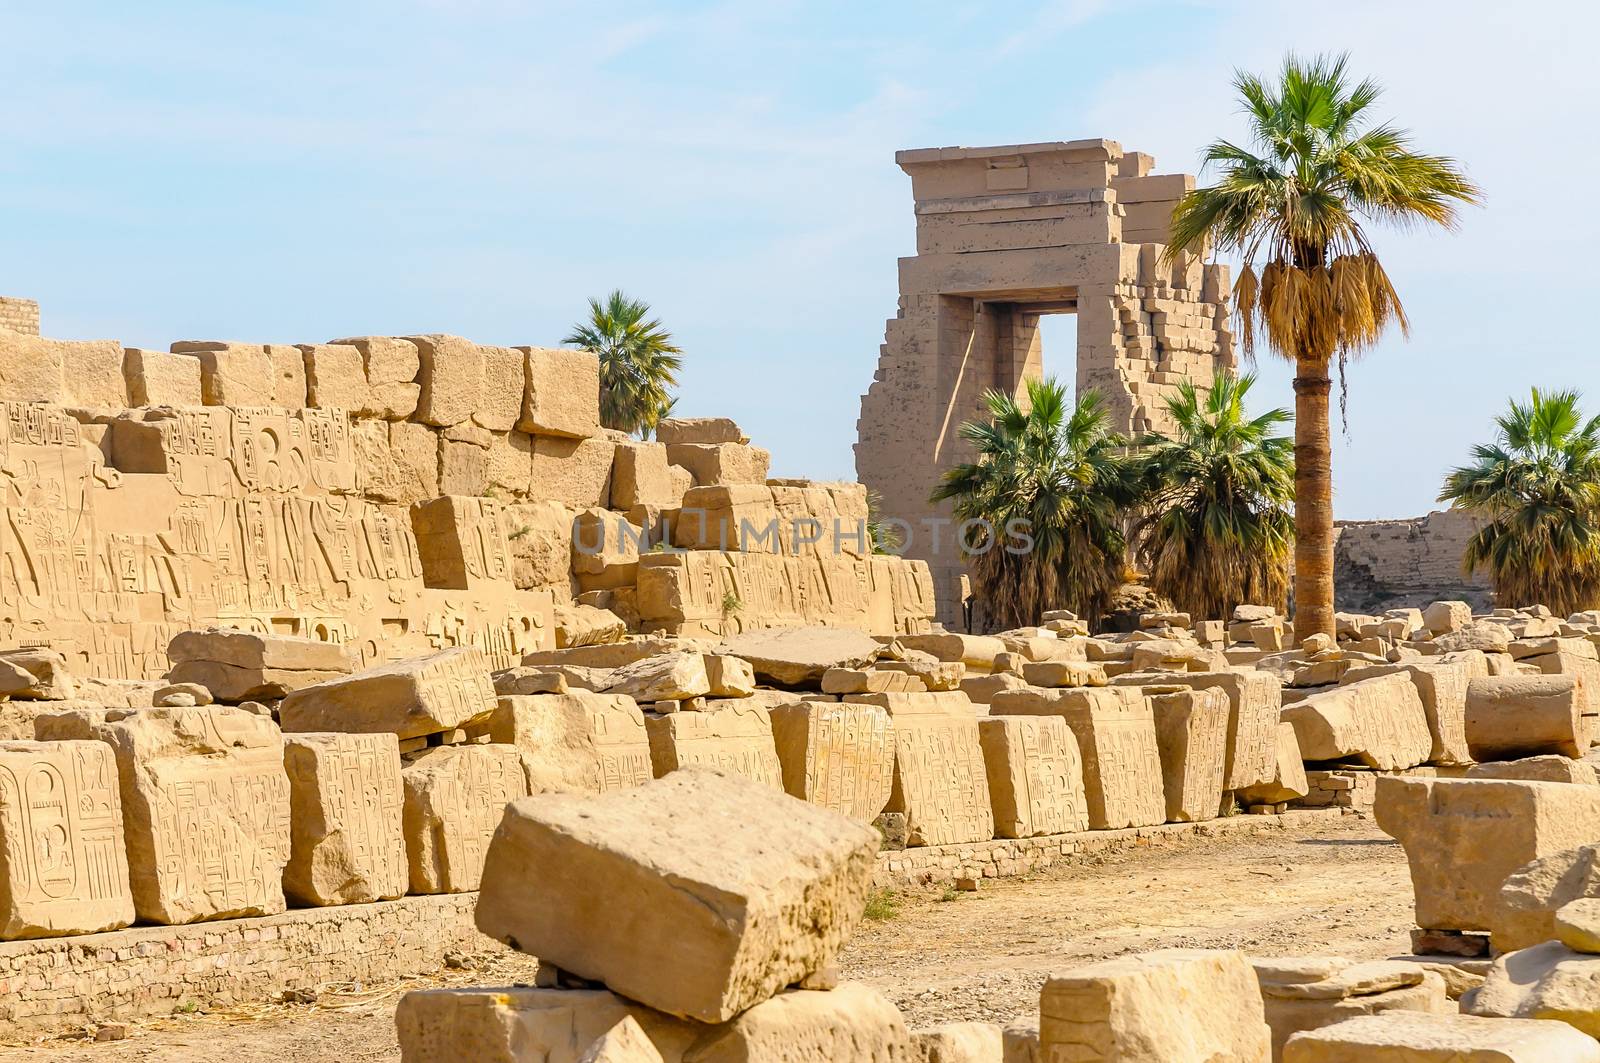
[1332, 510, 1491, 613]
[857, 142, 1232, 623]
[0, 302, 935, 680]
[0, 298, 38, 336]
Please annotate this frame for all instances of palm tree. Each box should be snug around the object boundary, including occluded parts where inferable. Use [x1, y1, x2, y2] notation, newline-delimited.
[1134, 371, 1294, 621]
[564, 291, 683, 437]
[931, 378, 1140, 630]
[1167, 53, 1479, 641]
[1439, 389, 1600, 615]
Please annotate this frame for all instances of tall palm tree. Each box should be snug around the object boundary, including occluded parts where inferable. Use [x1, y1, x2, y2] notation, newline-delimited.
[1439, 389, 1600, 615]
[1167, 53, 1479, 641]
[564, 291, 683, 437]
[1134, 371, 1294, 621]
[930, 378, 1140, 629]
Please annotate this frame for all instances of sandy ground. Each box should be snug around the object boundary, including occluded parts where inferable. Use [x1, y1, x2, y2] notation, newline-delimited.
[8, 814, 1414, 1061]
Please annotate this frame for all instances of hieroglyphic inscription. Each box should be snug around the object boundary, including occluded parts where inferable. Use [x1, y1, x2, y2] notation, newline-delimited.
[847, 693, 993, 847]
[0, 740, 133, 938]
[283, 732, 406, 906]
[1149, 689, 1228, 822]
[978, 715, 1088, 838]
[489, 691, 652, 795]
[643, 702, 784, 789]
[402, 744, 528, 894]
[768, 700, 895, 821]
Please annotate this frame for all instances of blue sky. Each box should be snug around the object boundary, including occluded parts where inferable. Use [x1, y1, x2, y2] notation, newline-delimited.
[3, 1, 1593, 519]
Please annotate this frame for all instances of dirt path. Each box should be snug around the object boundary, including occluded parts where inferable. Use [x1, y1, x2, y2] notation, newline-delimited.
[8, 815, 1413, 1060]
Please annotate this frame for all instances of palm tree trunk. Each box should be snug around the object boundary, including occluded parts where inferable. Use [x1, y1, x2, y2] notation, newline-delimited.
[1292, 357, 1336, 643]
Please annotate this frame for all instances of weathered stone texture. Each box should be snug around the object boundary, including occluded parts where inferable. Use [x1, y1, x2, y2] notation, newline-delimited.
[488, 691, 652, 795]
[978, 715, 1089, 838]
[769, 700, 895, 821]
[849, 692, 994, 846]
[282, 732, 407, 907]
[402, 743, 529, 894]
[281, 647, 497, 740]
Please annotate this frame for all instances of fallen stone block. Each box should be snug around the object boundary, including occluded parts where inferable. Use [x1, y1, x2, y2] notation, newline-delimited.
[1283, 673, 1430, 771]
[1375, 776, 1600, 932]
[0, 648, 75, 700]
[704, 654, 756, 698]
[282, 732, 407, 906]
[475, 768, 880, 1023]
[0, 740, 134, 939]
[280, 646, 497, 740]
[644, 701, 783, 788]
[978, 715, 1089, 838]
[1113, 670, 1280, 793]
[897, 633, 1007, 671]
[846, 692, 993, 845]
[1465, 937, 1600, 1040]
[910, 1021, 1002, 1063]
[961, 672, 1027, 705]
[655, 417, 748, 445]
[603, 652, 710, 703]
[1342, 658, 1474, 766]
[581, 1016, 663, 1063]
[1493, 843, 1600, 954]
[1149, 688, 1229, 822]
[1020, 660, 1106, 688]
[166, 627, 354, 703]
[1468, 755, 1597, 785]
[768, 700, 895, 821]
[402, 743, 529, 894]
[1424, 601, 1473, 636]
[489, 691, 652, 795]
[1255, 958, 1450, 1063]
[34, 705, 290, 925]
[1465, 675, 1585, 760]
[718, 626, 881, 687]
[1040, 948, 1271, 1062]
[1282, 1012, 1599, 1062]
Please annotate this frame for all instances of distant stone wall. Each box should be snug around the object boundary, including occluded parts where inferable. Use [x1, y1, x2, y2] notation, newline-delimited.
[1332, 510, 1492, 614]
[0, 893, 494, 1038]
[0, 296, 39, 335]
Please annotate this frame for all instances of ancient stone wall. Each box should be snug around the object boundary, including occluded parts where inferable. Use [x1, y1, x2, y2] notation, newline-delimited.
[0, 309, 935, 679]
[1333, 510, 1491, 614]
[0, 297, 39, 336]
[857, 142, 1232, 623]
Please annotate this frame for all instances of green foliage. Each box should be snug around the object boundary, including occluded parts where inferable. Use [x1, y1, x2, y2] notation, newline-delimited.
[508, 525, 531, 540]
[1134, 372, 1294, 620]
[1440, 388, 1600, 614]
[865, 488, 903, 555]
[938, 886, 959, 903]
[1168, 53, 1480, 365]
[564, 290, 683, 437]
[862, 887, 901, 922]
[930, 377, 1140, 630]
[721, 590, 743, 616]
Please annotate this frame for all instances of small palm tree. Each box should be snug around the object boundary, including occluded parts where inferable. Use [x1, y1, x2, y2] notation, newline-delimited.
[1167, 53, 1479, 641]
[931, 378, 1140, 629]
[1439, 389, 1600, 615]
[1134, 372, 1294, 621]
[564, 291, 683, 437]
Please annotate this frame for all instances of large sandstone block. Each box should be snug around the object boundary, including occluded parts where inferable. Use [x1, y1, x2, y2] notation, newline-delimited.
[978, 715, 1089, 838]
[166, 627, 355, 703]
[1492, 843, 1600, 954]
[768, 700, 895, 821]
[282, 732, 407, 906]
[666, 442, 771, 486]
[394, 983, 908, 1063]
[644, 701, 783, 788]
[411, 334, 483, 427]
[1424, 601, 1473, 636]
[34, 706, 290, 925]
[1149, 688, 1228, 822]
[1281, 1012, 1599, 1062]
[0, 740, 134, 939]
[1375, 776, 1600, 931]
[176, 342, 275, 406]
[655, 417, 748, 444]
[411, 496, 517, 590]
[519, 346, 601, 438]
[719, 626, 881, 686]
[300, 342, 370, 412]
[1282, 674, 1431, 771]
[1040, 949, 1272, 1062]
[989, 686, 1165, 830]
[605, 651, 710, 702]
[330, 335, 421, 419]
[531, 434, 615, 507]
[1342, 659, 1474, 765]
[402, 744, 529, 894]
[1114, 670, 1280, 791]
[898, 633, 1007, 671]
[847, 692, 994, 846]
[488, 691, 653, 795]
[1466, 938, 1600, 1039]
[1465, 675, 1585, 760]
[911, 1022, 1003, 1063]
[582, 1016, 663, 1063]
[280, 646, 497, 740]
[475, 768, 881, 1023]
[123, 347, 203, 406]
[611, 441, 678, 509]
